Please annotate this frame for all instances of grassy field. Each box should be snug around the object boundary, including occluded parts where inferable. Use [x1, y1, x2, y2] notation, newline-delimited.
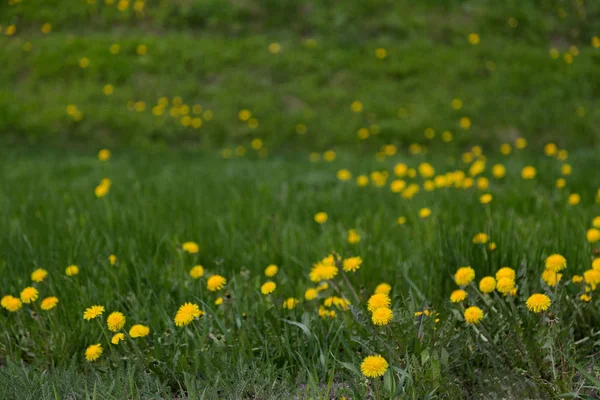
[1, 147, 600, 398]
[2, 1, 600, 399]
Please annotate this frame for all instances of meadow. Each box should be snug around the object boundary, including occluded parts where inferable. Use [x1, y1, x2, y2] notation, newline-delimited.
[2, 1, 600, 399]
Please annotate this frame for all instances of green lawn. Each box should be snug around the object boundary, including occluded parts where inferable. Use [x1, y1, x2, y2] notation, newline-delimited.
[1, 148, 600, 398]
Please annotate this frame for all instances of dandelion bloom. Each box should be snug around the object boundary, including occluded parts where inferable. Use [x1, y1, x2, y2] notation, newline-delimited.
[587, 228, 600, 243]
[397, 216, 407, 225]
[31, 268, 48, 283]
[207, 275, 226, 291]
[174, 303, 203, 327]
[374, 283, 391, 295]
[65, 265, 79, 276]
[109, 254, 117, 265]
[304, 288, 318, 300]
[98, 149, 110, 161]
[526, 293, 551, 313]
[314, 212, 328, 224]
[189, 265, 204, 279]
[215, 297, 223, 305]
[572, 275, 584, 283]
[1, 295, 22, 312]
[492, 164, 505, 179]
[593, 258, 600, 271]
[472, 233, 489, 244]
[521, 166, 536, 180]
[182, 241, 199, 254]
[20, 287, 39, 304]
[129, 324, 150, 338]
[454, 267, 475, 286]
[337, 169, 352, 181]
[111, 333, 125, 345]
[450, 289, 467, 303]
[83, 305, 105, 320]
[347, 229, 360, 244]
[567, 193, 580, 206]
[107, 312, 126, 332]
[418, 208, 431, 219]
[40, 296, 58, 311]
[496, 277, 515, 295]
[488, 242, 497, 251]
[261, 281, 276, 295]
[85, 344, 103, 361]
[464, 306, 484, 324]
[545, 254, 567, 272]
[368, 293, 391, 312]
[480, 194, 492, 205]
[282, 298, 299, 310]
[479, 277, 496, 293]
[584, 269, 600, 290]
[361, 355, 389, 378]
[264, 264, 278, 277]
[593, 216, 600, 228]
[372, 307, 393, 326]
[541, 269, 562, 287]
[343, 257, 362, 272]
[309, 263, 338, 283]
[580, 294, 592, 302]
[496, 267, 515, 281]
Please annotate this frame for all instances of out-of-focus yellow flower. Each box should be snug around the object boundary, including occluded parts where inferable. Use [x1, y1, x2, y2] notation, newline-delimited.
[418, 208, 431, 219]
[375, 48, 387, 59]
[542, 269, 562, 287]
[264, 264, 278, 277]
[544, 143, 557, 156]
[207, 275, 226, 291]
[66, 265, 79, 276]
[85, 344, 103, 361]
[500, 143, 512, 155]
[515, 137, 527, 149]
[109, 254, 117, 265]
[189, 265, 204, 279]
[556, 178, 566, 189]
[375, 283, 391, 295]
[468, 33, 480, 45]
[337, 169, 352, 181]
[41, 23, 52, 34]
[347, 229, 360, 244]
[268, 42, 281, 54]
[31, 268, 48, 283]
[304, 288, 318, 301]
[314, 212, 328, 224]
[323, 150, 336, 162]
[129, 324, 150, 338]
[397, 216, 406, 225]
[351, 101, 363, 113]
[459, 117, 471, 129]
[587, 228, 600, 243]
[568, 193, 580, 205]
[451, 98, 463, 110]
[79, 57, 90, 68]
[521, 166, 536, 180]
[103, 84, 114, 96]
[182, 242, 199, 254]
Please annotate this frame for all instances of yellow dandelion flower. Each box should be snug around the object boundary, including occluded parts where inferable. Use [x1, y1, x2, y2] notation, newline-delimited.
[584, 269, 600, 290]
[374, 283, 391, 295]
[189, 265, 204, 279]
[65, 265, 79, 276]
[580, 294, 592, 302]
[592, 258, 600, 271]
[587, 228, 600, 243]
[361, 355, 388, 378]
[215, 297, 223, 305]
[526, 293, 551, 313]
[83, 305, 105, 320]
[182, 241, 199, 254]
[479, 277, 496, 293]
[468, 32, 480, 45]
[496, 267, 515, 281]
[368, 293, 391, 312]
[1, 296, 22, 312]
[207, 275, 226, 291]
[264, 264, 278, 277]
[314, 212, 328, 224]
[342, 256, 362, 272]
[40, 296, 58, 311]
[572, 275, 584, 283]
[472, 233, 489, 244]
[556, 178, 566, 189]
[545, 254, 567, 272]
[419, 208, 431, 219]
[85, 344, 103, 361]
[174, 303, 203, 327]
[480, 194, 492, 205]
[496, 277, 515, 295]
[347, 229, 361, 244]
[129, 324, 150, 338]
[372, 307, 393, 326]
[500, 143, 512, 155]
[488, 242, 497, 251]
[568, 193, 581, 205]
[111, 333, 125, 345]
[79, 57, 90, 68]
[464, 306, 484, 324]
[31, 268, 48, 283]
[261, 281, 276, 295]
[351, 101, 363, 113]
[541, 269, 562, 287]
[107, 311, 126, 332]
[309, 263, 338, 282]
[450, 289, 467, 303]
[268, 42, 281, 54]
[454, 266, 475, 286]
[515, 137, 527, 149]
[282, 298, 298, 310]
[20, 287, 39, 304]
[492, 164, 505, 179]
[304, 288, 318, 301]
[375, 47, 387, 59]
[521, 166, 536, 180]
[337, 169, 352, 181]
[109, 254, 117, 265]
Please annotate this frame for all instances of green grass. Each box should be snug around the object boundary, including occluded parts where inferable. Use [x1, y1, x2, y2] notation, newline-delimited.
[1, 1, 600, 150]
[1, 147, 600, 398]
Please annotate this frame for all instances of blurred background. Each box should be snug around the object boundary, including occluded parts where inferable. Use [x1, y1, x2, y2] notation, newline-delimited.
[1, 0, 599, 152]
